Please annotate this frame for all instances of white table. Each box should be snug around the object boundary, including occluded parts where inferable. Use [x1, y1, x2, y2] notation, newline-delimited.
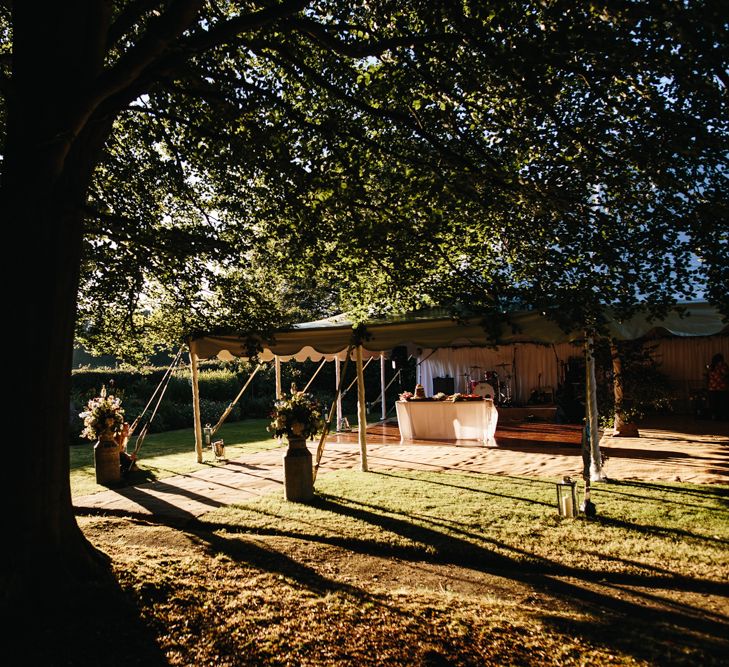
[395, 399, 498, 446]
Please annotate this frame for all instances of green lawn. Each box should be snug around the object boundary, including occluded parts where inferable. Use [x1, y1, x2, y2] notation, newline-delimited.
[70, 414, 364, 498]
[75, 469, 729, 666]
[207, 469, 729, 583]
[70, 418, 279, 497]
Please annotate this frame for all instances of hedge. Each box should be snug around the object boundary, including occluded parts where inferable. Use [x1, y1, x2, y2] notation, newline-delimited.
[69, 358, 416, 443]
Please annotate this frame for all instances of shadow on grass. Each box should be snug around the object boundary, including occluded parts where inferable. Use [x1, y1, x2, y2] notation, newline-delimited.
[169, 488, 729, 665]
[606, 479, 729, 499]
[76, 479, 729, 667]
[7, 567, 167, 667]
[374, 470, 555, 508]
[594, 481, 729, 514]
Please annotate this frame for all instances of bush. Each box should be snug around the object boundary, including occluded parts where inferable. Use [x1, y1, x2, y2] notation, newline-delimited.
[239, 395, 274, 419]
[148, 401, 192, 433]
[68, 356, 404, 440]
[197, 369, 242, 402]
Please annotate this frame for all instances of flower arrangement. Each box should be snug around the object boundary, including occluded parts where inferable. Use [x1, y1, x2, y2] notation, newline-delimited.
[433, 392, 447, 401]
[79, 385, 125, 441]
[268, 388, 325, 441]
[399, 391, 414, 401]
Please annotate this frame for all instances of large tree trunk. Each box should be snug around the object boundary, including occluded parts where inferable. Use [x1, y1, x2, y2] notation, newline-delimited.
[1, 4, 117, 607]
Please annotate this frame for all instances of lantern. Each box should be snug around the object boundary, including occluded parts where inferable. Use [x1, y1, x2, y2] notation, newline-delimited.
[556, 476, 578, 517]
[203, 423, 213, 448]
[212, 439, 226, 461]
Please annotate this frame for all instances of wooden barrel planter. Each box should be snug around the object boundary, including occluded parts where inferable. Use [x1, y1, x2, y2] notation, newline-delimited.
[94, 439, 121, 485]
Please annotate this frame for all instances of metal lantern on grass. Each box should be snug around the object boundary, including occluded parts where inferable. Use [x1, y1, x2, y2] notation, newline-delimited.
[203, 423, 213, 448]
[212, 439, 226, 461]
[556, 476, 578, 517]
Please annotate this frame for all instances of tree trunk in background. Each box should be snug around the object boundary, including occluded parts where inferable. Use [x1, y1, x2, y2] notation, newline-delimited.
[584, 336, 604, 481]
[611, 342, 640, 437]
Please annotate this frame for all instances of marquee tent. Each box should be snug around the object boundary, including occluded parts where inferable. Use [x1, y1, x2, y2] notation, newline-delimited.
[193, 301, 726, 360]
[189, 301, 727, 479]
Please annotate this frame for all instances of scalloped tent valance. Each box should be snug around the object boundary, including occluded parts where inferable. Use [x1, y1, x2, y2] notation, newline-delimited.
[190, 301, 727, 361]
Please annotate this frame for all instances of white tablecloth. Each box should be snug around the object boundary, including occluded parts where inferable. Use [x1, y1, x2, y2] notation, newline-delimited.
[395, 399, 498, 446]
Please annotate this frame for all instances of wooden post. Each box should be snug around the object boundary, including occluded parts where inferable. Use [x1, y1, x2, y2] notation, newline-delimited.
[356, 345, 369, 472]
[380, 353, 387, 421]
[335, 357, 342, 431]
[585, 336, 604, 480]
[189, 344, 204, 464]
[275, 355, 282, 399]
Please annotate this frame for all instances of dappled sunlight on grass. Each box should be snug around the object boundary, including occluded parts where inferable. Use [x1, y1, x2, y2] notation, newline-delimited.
[70, 418, 277, 497]
[79, 471, 729, 666]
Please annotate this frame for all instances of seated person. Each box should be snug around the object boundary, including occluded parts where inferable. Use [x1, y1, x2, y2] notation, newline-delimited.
[115, 422, 138, 477]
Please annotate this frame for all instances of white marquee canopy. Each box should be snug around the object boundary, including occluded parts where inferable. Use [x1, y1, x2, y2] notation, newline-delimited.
[188, 302, 727, 480]
[192, 301, 727, 362]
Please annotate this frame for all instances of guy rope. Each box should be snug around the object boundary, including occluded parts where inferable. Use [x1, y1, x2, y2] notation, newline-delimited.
[209, 362, 265, 435]
[128, 345, 186, 459]
[302, 357, 328, 393]
[313, 345, 354, 482]
[339, 354, 373, 400]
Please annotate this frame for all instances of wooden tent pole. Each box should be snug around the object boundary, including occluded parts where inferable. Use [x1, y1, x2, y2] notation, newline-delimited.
[189, 342, 204, 464]
[313, 345, 353, 482]
[356, 345, 369, 472]
[342, 355, 373, 397]
[380, 354, 387, 421]
[335, 357, 342, 431]
[275, 355, 282, 399]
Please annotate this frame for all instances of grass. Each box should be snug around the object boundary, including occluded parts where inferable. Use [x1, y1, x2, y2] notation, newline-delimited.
[206, 469, 729, 582]
[70, 418, 279, 497]
[67, 469, 729, 666]
[70, 413, 364, 497]
[64, 417, 729, 664]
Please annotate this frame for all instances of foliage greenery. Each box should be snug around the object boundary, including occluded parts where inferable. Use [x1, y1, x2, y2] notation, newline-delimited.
[69, 356, 409, 443]
[4, 2, 724, 364]
[595, 339, 677, 426]
[3, 0, 728, 614]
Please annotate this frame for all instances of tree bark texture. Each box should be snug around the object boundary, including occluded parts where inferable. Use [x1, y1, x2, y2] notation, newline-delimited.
[2, 4, 126, 603]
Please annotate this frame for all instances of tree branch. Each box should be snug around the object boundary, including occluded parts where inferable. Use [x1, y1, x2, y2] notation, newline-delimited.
[91, 0, 205, 108]
[286, 15, 457, 59]
[107, 0, 166, 47]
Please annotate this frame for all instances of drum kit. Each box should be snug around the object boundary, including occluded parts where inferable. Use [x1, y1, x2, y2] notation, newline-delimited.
[459, 364, 513, 406]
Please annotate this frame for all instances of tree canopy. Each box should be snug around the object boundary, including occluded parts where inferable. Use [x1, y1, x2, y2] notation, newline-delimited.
[4, 1, 725, 363]
[1, 0, 727, 607]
